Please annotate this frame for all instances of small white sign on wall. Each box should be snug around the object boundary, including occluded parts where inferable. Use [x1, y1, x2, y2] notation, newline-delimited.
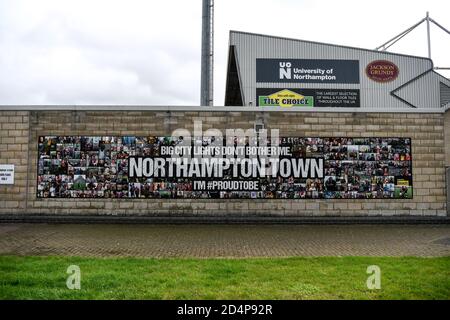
[0, 164, 14, 185]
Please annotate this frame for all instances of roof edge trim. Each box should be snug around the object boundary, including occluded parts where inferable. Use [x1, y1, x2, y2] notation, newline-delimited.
[391, 68, 435, 108]
[229, 30, 434, 64]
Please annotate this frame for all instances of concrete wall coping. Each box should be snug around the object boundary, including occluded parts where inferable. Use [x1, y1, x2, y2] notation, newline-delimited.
[0, 105, 447, 113]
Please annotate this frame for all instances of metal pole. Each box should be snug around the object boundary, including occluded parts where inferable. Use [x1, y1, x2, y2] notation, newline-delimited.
[430, 18, 450, 35]
[426, 12, 431, 59]
[375, 12, 450, 58]
[200, 0, 214, 106]
[375, 18, 425, 51]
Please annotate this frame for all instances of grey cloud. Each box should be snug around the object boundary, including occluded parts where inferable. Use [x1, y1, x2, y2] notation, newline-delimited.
[0, 0, 448, 107]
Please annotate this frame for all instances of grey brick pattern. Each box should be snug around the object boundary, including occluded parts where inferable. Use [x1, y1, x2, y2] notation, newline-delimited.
[0, 224, 448, 257]
[0, 110, 449, 217]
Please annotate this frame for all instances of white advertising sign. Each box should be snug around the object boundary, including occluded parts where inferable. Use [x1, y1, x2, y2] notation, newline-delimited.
[0, 164, 14, 185]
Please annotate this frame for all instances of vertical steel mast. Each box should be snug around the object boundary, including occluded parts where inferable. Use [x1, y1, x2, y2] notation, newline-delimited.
[426, 11, 431, 59]
[200, 0, 214, 106]
[375, 12, 450, 69]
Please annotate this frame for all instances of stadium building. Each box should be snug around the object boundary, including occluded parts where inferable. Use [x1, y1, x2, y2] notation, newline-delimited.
[0, 31, 449, 222]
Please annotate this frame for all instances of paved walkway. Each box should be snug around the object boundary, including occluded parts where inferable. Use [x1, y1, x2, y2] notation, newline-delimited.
[0, 223, 449, 258]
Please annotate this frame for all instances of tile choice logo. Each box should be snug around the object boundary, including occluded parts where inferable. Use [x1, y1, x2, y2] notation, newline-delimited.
[259, 89, 314, 107]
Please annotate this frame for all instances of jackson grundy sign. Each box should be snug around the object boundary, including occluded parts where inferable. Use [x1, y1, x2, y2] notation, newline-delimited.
[37, 136, 413, 199]
[256, 59, 360, 83]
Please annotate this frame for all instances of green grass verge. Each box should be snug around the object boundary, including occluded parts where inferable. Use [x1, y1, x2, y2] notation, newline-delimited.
[0, 255, 449, 299]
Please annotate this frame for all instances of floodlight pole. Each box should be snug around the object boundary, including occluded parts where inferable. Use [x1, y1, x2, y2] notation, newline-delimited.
[426, 12, 431, 59]
[200, 0, 214, 107]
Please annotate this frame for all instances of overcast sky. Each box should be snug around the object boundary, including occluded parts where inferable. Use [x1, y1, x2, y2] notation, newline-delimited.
[0, 0, 449, 106]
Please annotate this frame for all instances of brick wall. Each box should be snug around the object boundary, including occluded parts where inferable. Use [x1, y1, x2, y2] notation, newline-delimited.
[445, 109, 450, 167]
[0, 109, 447, 217]
[0, 111, 29, 213]
[445, 109, 450, 215]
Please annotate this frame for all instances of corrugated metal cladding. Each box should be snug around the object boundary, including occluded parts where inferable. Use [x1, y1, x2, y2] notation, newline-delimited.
[440, 80, 450, 108]
[228, 31, 449, 110]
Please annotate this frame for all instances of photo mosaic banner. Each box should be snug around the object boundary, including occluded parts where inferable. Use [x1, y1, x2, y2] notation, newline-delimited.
[37, 136, 413, 199]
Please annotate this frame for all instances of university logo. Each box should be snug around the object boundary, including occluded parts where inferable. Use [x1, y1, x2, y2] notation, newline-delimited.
[279, 62, 292, 79]
[258, 89, 314, 107]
